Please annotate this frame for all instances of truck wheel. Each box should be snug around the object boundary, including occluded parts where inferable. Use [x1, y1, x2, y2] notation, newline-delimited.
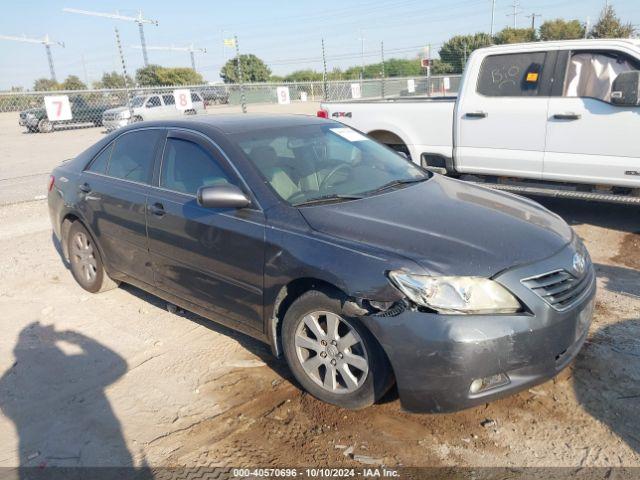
[282, 289, 394, 409]
[37, 119, 53, 133]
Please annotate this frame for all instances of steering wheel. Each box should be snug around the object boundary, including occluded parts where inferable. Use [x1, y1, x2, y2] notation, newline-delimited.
[319, 164, 351, 192]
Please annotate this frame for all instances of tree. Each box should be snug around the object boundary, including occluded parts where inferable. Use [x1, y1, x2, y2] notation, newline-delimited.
[220, 54, 271, 83]
[60, 75, 87, 90]
[94, 71, 133, 89]
[438, 33, 493, 74]
[539, 19, 585, 40]
[589, 5, 635, 38]
[33, 78, 59, 91]
[494, 27, 537, 44]
[284, 69, 323, 82]
[135, 64, 203, 86]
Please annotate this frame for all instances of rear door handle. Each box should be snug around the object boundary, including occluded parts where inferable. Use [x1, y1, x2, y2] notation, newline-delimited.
[553, 113, 581, 120]
[465, 111, 488, 119]
[149, 202, 165, 217]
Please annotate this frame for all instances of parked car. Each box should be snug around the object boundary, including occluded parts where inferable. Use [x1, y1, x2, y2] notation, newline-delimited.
[199, 85, 230, 105]
[19, 95, 110, 133]
[102, 92, 205, 131]
[48, 115, 595, 413]
[320, 39, 640, 205]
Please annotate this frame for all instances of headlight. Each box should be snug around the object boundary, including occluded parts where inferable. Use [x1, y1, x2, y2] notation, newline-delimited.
[388, 271, 521, 314]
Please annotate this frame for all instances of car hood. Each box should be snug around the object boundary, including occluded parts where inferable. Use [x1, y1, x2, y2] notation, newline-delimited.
[103, 106, 130, 115]
[298, 175, 573, 277]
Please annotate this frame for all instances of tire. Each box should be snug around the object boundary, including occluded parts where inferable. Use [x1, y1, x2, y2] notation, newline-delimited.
[37, 118, 53, 133]
[282, 289, 394, 409]
[67, 222, 119, 293]
[132, 115, 143, 123]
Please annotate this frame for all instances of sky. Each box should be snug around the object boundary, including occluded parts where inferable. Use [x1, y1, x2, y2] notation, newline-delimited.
[0, 0, 639, 90]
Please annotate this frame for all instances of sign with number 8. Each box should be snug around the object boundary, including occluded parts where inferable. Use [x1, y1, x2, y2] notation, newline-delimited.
[173, 89, 193, 111]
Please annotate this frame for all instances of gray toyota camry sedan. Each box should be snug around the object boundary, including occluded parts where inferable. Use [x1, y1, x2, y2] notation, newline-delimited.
[48, 114, 595, 413]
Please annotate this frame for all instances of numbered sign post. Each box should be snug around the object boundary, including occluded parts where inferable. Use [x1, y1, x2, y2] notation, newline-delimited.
[173, 89, 193, 110]
[443, 77, 451, 91]
[350, 83, 362, 99]
[300, 91, 308, 102]
[44, 95, 72, 121]
[276, 86, 291, 105]
[407, 79, 416, 94]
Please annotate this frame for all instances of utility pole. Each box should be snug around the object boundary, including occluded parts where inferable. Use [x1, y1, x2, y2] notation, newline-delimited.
[506, 0, 522, 29]
[585, 17, 590, 38]
[380, 41, 385, 99]
[114, 27, 133, 119]
[490, 0, 496, 36]
[321, 38, 328, 100]
[358, 29, 365, 82]
[234, 35, 247, 114]
[63, 8, 158, 67]
[527, 13, 542, 30]
[81, 54, 89, 86]
[0, 34, 64, 82]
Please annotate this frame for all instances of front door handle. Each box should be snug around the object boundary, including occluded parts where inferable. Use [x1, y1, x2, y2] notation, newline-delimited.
[78, 183, 91, 193]
[553, 113, 581, 120]
[465, 111, 488, 119]
[149, 202, 165, 217]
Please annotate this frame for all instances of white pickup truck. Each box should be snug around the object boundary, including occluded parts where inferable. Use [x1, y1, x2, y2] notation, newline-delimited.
[320, 39, 640, 204]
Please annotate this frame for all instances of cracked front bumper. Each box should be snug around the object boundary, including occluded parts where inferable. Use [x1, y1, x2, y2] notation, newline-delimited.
[362, 243, 596, 413]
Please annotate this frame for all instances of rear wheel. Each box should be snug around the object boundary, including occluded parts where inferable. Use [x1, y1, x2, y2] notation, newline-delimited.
[67, 222, 119, 293]
[282, 289, 393, 409]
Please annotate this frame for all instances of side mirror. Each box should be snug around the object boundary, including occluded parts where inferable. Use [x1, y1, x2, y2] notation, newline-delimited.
[197, 184, 251, 209]
[397, 151, 409, 160]
[611, 71, 640, 106]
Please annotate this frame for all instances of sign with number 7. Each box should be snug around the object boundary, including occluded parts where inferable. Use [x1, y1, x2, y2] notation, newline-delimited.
[44, 95, 73, 121]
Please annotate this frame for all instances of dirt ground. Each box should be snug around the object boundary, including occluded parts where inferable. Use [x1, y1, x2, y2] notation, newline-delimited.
[0, 196, 638, 470]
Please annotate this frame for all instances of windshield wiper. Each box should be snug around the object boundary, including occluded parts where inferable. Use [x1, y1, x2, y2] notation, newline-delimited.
[361, 177, 428, 196]
[293, 194, 363, 207]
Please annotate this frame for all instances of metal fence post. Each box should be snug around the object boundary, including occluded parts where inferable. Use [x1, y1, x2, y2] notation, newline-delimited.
[234, 35, 247, 114]
[114, 27, 133, 119]
[380, 41, 385, 99]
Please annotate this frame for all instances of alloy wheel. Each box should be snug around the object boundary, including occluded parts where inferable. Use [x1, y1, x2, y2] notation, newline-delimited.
[294, 311, 369, 394]
[70, 231, 98, 283]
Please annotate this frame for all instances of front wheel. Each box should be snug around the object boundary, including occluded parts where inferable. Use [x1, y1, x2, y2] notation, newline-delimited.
[282, 289, 393, 409]
[37, 118, 53, 133]
[67, 222, 119, 293]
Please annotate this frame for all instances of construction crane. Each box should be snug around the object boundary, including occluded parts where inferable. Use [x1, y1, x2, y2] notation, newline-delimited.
[63, 8, 158, 66]
[0, 34, 64, 82]
[131, 44, 206, 71]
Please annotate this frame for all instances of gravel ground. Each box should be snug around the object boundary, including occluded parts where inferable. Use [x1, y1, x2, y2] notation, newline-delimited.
[0, 197, 638, 470]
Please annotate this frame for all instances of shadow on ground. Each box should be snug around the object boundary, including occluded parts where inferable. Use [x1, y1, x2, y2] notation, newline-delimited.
[574, 317, 640, 456]
[0, 322, 153, 476]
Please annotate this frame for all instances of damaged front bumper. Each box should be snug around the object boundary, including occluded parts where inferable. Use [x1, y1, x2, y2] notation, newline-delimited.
[361, 245, 596, 413]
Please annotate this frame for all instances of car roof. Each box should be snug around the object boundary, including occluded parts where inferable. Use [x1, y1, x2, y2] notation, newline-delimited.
[187, 113, 334, 134]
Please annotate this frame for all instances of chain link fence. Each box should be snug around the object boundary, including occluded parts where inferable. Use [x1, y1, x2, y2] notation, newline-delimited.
[1, 75, 461, 133]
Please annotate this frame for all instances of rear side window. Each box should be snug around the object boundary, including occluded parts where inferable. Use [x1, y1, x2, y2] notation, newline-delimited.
[190, 93, 201, 102]
[160, 138, 232, 195]
[107, 129, 164, 184]
[146, 96, 161, 108]
[162, 94, 175, 105]
[87, 143, 113, 174]
[477, 52, 546, 97]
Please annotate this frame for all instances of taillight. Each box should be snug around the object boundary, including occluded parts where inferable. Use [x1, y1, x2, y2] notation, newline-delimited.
[48, 175, 55, 192]
[317, 109, 328, 118]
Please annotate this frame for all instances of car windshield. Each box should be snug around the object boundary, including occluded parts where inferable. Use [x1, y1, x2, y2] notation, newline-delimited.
[130, 96, 145, 108]
[232, 124, 429, 205]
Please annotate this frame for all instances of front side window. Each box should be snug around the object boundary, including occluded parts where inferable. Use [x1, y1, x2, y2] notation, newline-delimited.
[107, 129, 164, 184]
[477, 52, 546, 97]
[232, 124, 428, 205]
[190, 93, 201, 102]
[162, 94, 175, 106]
[564, 51, 640, 102]
[160, 138, 232, 195]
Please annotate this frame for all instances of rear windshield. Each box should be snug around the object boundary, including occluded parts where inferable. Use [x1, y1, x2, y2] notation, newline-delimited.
[231, 124, 427, 205]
